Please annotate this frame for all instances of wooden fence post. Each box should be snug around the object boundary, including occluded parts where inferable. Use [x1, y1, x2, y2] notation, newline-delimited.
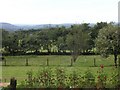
[4, 59, 6, 66]
[118, 57, 120, 67]
[25, 58, 28, 66]
[2, 57, 6, 66]
[94, 58, 96, 67]
[4, 78, 6, 82]
[71, 58, 73, 66]
[47, 58, 49, 66]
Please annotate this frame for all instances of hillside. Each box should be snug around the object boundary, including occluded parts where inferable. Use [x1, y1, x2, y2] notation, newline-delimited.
[0, 22, 73, 31]
[0, 23, 20, 31]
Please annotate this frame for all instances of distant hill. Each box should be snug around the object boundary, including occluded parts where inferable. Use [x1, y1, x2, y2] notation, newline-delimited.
[0, 22, 118, 31]
[0, 23, 20, 31]
[0, 22, 74, 31]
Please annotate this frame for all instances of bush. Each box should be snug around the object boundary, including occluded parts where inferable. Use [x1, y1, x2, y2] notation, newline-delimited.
[18, 66, 119, 89]
[82, 69, 95, 88]
[68, 70, 82, 88]
[35, 67, 54, 88]
[108, 68, 119, 88]
[56, 67, 67, 88]
[96, 65, 107, 89]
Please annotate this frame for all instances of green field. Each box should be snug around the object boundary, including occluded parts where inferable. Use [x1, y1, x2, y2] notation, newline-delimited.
[1, 55, 118, 84]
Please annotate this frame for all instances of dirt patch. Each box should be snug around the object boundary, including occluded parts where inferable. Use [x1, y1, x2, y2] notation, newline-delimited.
[0, 83, 9, 87]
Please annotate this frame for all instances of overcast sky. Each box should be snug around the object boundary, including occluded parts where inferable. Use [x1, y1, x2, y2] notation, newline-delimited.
[0, 0, 119, 24]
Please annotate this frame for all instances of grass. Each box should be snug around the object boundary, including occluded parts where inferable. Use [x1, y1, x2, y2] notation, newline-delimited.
[2, 55, 114, 66]
[1, 55, 118, 84]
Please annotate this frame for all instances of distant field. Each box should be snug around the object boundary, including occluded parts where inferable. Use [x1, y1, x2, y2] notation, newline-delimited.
[1, 55, 118, 84]
[2, 55, 115, 66]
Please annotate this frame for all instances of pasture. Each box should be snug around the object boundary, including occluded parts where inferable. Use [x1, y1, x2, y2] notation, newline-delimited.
[1, 55, 118, 84]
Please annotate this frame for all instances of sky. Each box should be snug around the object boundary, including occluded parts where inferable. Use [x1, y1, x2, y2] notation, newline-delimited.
[0, 0, 119, 24]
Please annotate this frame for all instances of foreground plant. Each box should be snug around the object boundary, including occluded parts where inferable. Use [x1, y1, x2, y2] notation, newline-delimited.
[35, 67, 55, 88]
[26, 70, 34, 87]
[56, 67, 67, 88]
[96, 65, 107, 89]
[68, 70, 82, 88]
[18, 66, 119, 88]
[82, 69, 95, 88]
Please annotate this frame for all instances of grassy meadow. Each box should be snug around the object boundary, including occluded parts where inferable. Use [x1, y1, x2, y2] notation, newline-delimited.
[1, 55, 118, 84]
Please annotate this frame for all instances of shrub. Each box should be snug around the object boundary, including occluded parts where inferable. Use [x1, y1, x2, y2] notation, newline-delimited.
[25, 70, 34, 87]
[56, 67, 67, 88]
[18, 66, 119, 88]
[68, 70, 82, 88]
[35, 67, 55, 88]
[82, 69, 95, 88]
[108, 68, 119, 88]
[96, 65, 107, 89]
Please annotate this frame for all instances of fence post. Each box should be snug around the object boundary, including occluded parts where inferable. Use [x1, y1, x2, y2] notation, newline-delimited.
[2, 57, 6, 66]
[119, 57, 120, 67]
[71, 58, 73, 66]
[10, 77, 17, 90]
[4, 59, 6, 66]
[94, 58, 96, 67]
[47, 58, 49, 66]
[118, 57, 120, 88]
[25, 58, 28, 66]
[4, 78, 6, 82]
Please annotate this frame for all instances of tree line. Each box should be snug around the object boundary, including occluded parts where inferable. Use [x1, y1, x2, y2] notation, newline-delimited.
[1, 22, 107, 55]
[1, 22, 120, 66]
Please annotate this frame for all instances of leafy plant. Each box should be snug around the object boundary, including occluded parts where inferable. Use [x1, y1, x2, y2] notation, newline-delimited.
[56, 67, 66, 88]
[96, 65, 107, 89]
[18, 66, 119, 88]
[82, 69, 95, 88]
[108, 68, 119, 88]
[35, 67, 55, 88]
[68, 70, 82, 88]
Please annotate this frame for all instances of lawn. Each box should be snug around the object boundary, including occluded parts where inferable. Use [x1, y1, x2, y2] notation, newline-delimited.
[1, 55, 119, 84]
[2, 55, 115, 66]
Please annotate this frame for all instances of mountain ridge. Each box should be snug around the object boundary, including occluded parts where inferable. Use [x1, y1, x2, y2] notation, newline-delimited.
[0, 22, 118, 31]
[0, 22, 74, 31]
